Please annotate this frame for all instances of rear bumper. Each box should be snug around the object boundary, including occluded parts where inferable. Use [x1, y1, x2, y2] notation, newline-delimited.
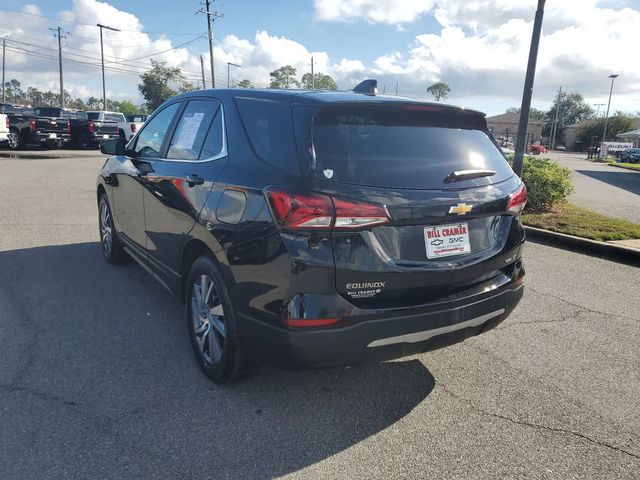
[28, 132, 70, 143]
[90, 132, 119, 143]
[239, 283, 523, 368]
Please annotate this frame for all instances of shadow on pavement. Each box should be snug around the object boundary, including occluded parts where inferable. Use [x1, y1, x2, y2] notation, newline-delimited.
[0, 242, 434, 479]
[575, 169, 640, 196]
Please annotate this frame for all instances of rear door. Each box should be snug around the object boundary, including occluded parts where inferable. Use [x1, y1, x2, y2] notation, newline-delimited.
[299, 103, 523, 308]
[143, 97, 227, 287]
[110, 102, 181, 254]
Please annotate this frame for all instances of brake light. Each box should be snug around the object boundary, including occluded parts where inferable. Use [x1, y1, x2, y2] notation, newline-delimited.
[506, 184, 527, 214]
[5, 116, 9, 128]
[265, 188, 390, 230]
[131, 123, 136, 133]
[88, 121, 95, 133]
[29, 119, 36, 131]
[333, 198, 391, 229]
[67, 120, 71, 133]
[283, 317, 340, 328]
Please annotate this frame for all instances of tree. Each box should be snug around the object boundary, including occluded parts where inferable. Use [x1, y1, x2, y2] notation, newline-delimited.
[301, 72, 338, 90]
[427, 82, 451, 101]
[543, 91, 594, 145]
[505, 107, 546, 121]
[116, 100, 141, 116]
[577, 113, 634, 146]
[4, 79, 24, 103]
[269, 65, 300, 89]
[234, 79, 254, 89]
[87, 96, 101, 109]
[178, 81, 198, 94]
[138, 60, 186, 111]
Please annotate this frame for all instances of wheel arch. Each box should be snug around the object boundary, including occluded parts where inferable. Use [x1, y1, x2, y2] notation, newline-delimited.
[180, 239, 218, 304]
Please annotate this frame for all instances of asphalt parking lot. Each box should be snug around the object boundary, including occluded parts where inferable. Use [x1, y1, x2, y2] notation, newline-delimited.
[1, 151, 639, 479]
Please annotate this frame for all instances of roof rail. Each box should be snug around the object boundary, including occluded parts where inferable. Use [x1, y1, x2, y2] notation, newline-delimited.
[352, 79, 378, 96]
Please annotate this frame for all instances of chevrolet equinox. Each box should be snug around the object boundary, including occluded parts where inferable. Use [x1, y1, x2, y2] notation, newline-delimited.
[97, 83, 526, 383]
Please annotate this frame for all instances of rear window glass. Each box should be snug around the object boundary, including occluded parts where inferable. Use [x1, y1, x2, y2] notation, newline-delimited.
[235, 97, 297, 171]
[105, 113, 125, 122]
[87, 112, 99, 120]
[312, 104, 514, 189]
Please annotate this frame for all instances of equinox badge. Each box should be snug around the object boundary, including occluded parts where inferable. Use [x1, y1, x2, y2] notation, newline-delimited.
[448, 203, 473, 216]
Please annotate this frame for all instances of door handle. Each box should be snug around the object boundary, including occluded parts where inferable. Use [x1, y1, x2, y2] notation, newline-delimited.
[186, 174, 205, 187]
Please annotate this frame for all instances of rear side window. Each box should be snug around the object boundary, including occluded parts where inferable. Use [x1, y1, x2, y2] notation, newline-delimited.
[312, 104, 514, 189]
[105, 113, 125, 122]
[235, 97, 297, 171]
[134, 103, 180, 158]
[167, 99, 222, 161]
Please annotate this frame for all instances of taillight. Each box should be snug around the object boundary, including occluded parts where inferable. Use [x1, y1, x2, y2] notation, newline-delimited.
[88, 121, 95, 133]
[506, 183, 527, 214]
[67, 120, 71, 133]
[266, 189, 334, 229]
[265, 188, 390, 230]
[5, 116, 9, 128]
[29, 119, 36, 131]
[131, 123, 136, 133]
[333, 198, 391, 229]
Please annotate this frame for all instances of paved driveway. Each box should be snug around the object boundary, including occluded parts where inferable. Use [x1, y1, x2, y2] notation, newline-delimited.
[1, 154, 638, 479]
[546, 152, 640, 223]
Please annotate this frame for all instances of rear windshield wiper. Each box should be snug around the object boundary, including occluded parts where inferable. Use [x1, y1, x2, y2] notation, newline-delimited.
[444, 169, 496, 184]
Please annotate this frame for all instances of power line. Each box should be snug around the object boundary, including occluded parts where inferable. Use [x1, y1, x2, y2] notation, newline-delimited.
[0, 7, 202, 35]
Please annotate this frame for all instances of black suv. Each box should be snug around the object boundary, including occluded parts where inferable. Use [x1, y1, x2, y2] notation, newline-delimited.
[97, 86, 526, 383]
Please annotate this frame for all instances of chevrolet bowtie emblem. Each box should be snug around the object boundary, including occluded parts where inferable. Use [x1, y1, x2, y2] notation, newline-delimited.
[449, 203, 473, 215]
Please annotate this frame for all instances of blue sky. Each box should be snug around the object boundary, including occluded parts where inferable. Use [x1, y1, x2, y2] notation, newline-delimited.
[1, 0, 639, 115]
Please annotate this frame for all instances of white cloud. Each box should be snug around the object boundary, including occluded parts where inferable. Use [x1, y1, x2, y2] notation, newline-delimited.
[314, 0, 435, 25]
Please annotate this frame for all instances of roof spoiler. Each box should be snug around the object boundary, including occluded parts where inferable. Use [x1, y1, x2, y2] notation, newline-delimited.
[352, 79, 378, 96]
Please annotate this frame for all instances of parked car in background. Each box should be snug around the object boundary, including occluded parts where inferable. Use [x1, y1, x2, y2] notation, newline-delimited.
[0, 103, 70, 149]
[0, 113, 8, 144]
[121, 114, 148, 142]
[618, 148, 640, 163]
[96, 87, 526, 383]
[83, 111, 123, 148]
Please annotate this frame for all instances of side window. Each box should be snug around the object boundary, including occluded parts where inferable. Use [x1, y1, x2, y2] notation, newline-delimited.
[199, 106, 224, 159]
[235, 97, 297, 170]
[134, 103, 180, 158]
[166, 99, 221, 161]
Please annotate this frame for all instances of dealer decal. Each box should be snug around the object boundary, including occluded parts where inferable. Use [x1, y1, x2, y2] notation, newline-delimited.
[345, 281, 386, 298]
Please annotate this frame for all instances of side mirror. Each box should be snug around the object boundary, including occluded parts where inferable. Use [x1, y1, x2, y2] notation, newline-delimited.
[100, 138, 125, 156]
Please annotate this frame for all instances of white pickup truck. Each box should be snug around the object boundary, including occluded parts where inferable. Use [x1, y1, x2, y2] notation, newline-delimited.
[0, 113, 9, 143]
[85, 111, 147, 143]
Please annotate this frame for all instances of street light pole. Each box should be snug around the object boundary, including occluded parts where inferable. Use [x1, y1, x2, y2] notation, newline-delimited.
[593, 103, 605, 117]
[512, 0, 546, 177]
[601, 74, 619, 151]
[227, 62, 240, 88]
[97, 23, 120, 111]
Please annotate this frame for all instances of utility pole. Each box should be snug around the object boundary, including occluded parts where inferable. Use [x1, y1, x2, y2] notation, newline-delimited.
[600, 74, 619, 155]
[1, 38, 5, 104]
[395, 81, 398, 95]
[310, 56, 315, 89]
[202, 0, 222, 88]
[227, 62, 240, 88]
[549, 86, 562, 149]
[593, 103, 605, 117]
[513, 0, 545, 177]
[200, 55, 206, 89]
[50, 27, 68, 108]
[97, 23, 120, 111]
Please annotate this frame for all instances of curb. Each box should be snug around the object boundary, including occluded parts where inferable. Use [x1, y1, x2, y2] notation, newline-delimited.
[609, 163, 640, 173]
[524, 226, 640, 267]
[0, 150, 101, 160]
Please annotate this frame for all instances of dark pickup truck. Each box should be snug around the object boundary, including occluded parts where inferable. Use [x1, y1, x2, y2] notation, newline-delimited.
[30, 107, 119, 149]
[0, 103, 71, 149]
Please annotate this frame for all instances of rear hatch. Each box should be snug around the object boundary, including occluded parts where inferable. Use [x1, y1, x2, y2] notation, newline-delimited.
[295, 102, 525, 309]
[31, 108, 69, 136]
[86, 112, 119, 136]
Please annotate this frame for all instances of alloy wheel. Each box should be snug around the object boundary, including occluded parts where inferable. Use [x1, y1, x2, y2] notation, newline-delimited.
[191, 274, 226, 365]
[7, 131, 19, 149]
[100, 202, 112, 257]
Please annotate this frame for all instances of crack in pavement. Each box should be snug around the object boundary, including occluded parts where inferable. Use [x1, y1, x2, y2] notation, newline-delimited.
[525, 285, 638, 323]
[437, 381, 640, 461]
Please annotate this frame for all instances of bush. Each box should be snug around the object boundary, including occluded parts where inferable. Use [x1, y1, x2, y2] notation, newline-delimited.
[508, 156, 573, 211]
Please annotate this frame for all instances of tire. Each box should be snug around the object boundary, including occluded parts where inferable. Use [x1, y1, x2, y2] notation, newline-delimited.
[7, 128, 21, 150]
[186, 255, 247, 383]
[98, 194, 127, 264]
